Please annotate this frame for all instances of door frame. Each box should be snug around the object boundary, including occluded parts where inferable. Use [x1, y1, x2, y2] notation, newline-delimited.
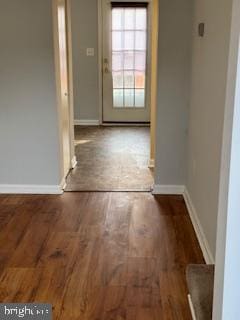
[212, 0, 240, 317]
[52, 0, 76, 185]
[98, 0, 159, 164]
[66, 0, 77, 169]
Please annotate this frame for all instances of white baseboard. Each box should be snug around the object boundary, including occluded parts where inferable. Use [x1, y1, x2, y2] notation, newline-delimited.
[71, 156, 77, 169]
[0, 184, 64, 195]
[183, 188, 214, 264]
[152, 185, 214, 264]
[188, 294, 197, 320]
[152, 184, 185, 195]
[74, 119, 100, 126]
[148, 159, 155, 168]
[0, 177, 66, 195]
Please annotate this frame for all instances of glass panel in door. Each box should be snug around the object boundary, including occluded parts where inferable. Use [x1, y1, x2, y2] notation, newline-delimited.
[112, 7, 147, 108]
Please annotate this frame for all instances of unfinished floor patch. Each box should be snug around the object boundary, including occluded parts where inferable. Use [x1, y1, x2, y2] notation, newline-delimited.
[65, 126, 154, 191]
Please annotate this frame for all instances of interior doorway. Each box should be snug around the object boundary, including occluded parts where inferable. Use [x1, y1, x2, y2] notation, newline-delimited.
[63, 0, 158, 192]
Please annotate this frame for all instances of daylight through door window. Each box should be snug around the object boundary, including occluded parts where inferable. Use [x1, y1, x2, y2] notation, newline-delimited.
[111, 4, 147, 108]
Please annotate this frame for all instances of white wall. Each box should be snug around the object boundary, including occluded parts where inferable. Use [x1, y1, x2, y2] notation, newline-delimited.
[213, 0, 240, 318]
[186, 0, 233, 258]
[154, 0, 193, 186]
[0, 0, 62, 187]
[71, 0, 99, 122]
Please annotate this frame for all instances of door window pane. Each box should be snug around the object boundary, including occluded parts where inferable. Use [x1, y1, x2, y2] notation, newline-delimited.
[113, 72, 123, 88]
[135, 71, 145, 89]
[124, 31, 134, 50]
[124, 51, 134, 70]
[124, 9, 135, 30]
[112, 7, 147, 108]
[124, 71, 134, 88]
[135, 31, 146, 50]
[136, 9, 147, 30]
[124, 89, 134, 107]
[135, 89, 145, 107]
[113, 89, 124, 107]
[135, 51, 146, 71]
[112, 9, 123, 30]
[112, 52, 123, 71]
[112, 31, 122, 50]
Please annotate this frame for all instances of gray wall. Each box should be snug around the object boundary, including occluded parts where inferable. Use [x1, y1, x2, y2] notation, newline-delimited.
[71, 0, 99, 121]
[0, 0, 61, 185]
[154, 0, 193, 185]
[186, 0, 233, 256]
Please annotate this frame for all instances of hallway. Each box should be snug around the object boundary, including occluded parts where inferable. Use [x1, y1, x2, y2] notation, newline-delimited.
[66, 126, 154, 191]
[0, 192, 204, 319]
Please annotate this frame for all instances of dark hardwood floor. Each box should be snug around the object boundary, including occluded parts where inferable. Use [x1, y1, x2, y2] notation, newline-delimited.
[0, 192, 204, 319]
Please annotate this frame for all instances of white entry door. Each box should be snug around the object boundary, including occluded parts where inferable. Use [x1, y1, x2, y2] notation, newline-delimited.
[102, 2, 151, 123]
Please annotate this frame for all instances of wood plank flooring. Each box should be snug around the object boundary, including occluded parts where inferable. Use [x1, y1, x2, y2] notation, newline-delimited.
[0, 192, 204, 319]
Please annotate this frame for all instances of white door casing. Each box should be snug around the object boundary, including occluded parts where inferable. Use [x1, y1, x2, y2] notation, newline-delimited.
[53, 0, 72, 179]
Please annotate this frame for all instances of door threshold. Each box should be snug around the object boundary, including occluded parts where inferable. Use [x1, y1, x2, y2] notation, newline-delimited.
[102, 122, 150, 127]
[64, 189, 152, 193]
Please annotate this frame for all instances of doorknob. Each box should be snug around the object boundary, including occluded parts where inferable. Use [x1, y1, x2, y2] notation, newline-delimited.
[104, 67, 110, 74]
[64, 92, 68, 96]
[103, 58, 110, 74]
